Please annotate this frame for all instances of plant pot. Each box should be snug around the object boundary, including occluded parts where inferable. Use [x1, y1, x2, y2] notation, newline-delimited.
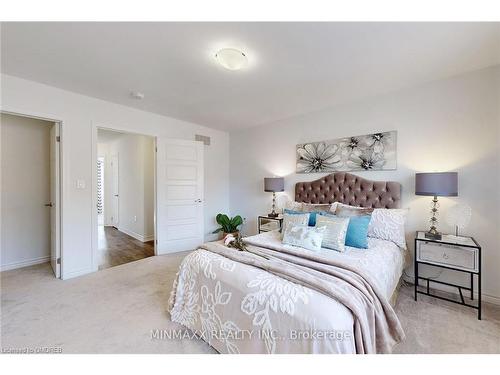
[222, 231, 239, 240]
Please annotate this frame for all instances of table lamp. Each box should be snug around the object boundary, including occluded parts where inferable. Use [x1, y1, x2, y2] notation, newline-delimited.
[264, 177, 284, 218]
[415, 172, 458, 240]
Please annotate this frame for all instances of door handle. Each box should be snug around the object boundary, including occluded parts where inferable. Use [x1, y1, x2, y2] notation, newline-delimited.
[195, 199, 202, 203]
[44, 203, 53, 207]
[114, 194, 119, 197]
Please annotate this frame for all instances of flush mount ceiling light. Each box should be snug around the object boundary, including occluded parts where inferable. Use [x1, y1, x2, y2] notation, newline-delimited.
[130, 91, 145, 100]
[215, 48, 248, 71]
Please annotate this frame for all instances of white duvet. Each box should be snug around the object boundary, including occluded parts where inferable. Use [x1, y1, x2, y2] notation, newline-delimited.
[168, 230, 405, 354]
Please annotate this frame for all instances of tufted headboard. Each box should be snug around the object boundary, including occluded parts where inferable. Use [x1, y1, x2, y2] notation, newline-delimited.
[295, 172, 401, 209]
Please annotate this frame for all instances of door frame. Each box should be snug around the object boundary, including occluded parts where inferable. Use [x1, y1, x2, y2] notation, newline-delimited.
[0, 110, 64, 278]
[91, 124, 158, 272]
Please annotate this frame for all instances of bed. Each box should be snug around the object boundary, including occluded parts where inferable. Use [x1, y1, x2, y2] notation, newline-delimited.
[168, 172, 406, 354]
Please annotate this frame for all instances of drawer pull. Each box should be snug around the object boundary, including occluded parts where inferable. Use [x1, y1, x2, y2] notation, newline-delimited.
[443, 253, 449, 260]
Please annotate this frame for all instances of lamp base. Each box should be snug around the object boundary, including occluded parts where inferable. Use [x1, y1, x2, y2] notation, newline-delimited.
[426, 197, 442, 240]
[268, 213, 279, 218]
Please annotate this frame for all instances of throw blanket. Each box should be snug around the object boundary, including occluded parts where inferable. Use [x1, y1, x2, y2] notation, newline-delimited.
[199, 241, 405, 354]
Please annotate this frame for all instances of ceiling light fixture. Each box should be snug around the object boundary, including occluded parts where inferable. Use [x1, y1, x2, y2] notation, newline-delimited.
[215, 48, 248, 71]
[130, 91, 145, 100]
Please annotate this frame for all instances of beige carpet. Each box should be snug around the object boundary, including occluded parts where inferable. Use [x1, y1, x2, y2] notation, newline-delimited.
[1, 253, 499, 354]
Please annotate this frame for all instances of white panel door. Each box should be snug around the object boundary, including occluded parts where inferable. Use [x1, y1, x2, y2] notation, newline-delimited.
[156, 139, 204, 254]
[110, 154, 119, 227]
[49, 124, 61, 278]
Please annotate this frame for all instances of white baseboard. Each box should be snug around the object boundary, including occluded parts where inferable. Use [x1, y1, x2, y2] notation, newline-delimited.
[117, 227, 154, 243]
[403, 275, 500, 306]
[1, 256, 50, 272]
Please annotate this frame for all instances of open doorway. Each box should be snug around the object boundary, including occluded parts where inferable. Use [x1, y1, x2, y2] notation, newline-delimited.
[96, 128, 155, 270]
[1, 112, 62, 278]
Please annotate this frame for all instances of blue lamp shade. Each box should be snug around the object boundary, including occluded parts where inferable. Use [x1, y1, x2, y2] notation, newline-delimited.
[415, 172, 458, 197]
[264, 177, 284, 192]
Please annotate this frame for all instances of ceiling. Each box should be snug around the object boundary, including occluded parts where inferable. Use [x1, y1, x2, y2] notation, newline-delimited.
[2, 22, 499, 131]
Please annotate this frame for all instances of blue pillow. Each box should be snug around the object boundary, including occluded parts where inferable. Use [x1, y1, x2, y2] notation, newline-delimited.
[345, 215, 371, 249]
[284, 209, 318, 226]
[284, 209, 303, 215]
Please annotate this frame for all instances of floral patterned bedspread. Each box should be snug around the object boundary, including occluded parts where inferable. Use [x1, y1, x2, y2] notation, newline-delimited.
[168, 231, 405, 354]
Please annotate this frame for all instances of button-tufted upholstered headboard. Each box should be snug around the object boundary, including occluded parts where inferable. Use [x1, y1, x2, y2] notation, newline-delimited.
[295, 172, 401, 209]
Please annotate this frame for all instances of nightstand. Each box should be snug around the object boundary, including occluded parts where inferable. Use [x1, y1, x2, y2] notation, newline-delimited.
[258, 215, 283, 233]
[414, 231, 482, 319]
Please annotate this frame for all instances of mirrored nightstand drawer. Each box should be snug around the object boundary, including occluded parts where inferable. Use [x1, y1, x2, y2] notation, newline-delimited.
[258, 215, 283, 233]
[417, 241, 478, 272]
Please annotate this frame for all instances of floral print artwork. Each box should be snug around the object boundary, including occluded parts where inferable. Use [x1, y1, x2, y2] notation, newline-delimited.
[296, 131, 396, 173]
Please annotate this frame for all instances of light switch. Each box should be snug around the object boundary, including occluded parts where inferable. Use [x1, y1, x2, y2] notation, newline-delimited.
[76, 179, 86, 189]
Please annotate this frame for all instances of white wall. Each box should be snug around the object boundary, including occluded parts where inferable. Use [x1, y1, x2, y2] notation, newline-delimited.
[230, 66, 500, 303]
[1, 74, 230, 279]
[1, 114, 52, 270]
[99, 132, 155, 241]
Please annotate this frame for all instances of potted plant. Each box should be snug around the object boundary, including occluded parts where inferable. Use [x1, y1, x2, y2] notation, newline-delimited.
[212, 214, 244, 239]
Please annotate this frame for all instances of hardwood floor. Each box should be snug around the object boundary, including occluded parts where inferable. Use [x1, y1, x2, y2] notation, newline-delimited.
[98, 226, 154, 270]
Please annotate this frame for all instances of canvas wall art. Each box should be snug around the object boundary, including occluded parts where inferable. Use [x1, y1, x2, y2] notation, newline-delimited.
[296, 131, 397, 173]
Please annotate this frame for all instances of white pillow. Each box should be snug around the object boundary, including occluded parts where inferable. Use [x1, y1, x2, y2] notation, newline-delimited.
[282, 224, 326, 252]
[334, 202, 374, 217]
[329, 202, 339, 213]
[315, 214, 350, 252]
[284, 201, 303, 211]
[300, 203, 332, 213]
[367, 208, 408, 249]
[281, 212, 310, 235]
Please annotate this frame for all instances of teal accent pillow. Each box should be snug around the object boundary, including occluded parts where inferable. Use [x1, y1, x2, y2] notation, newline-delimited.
[284, 209, 302, 215]
[284, 208, 318, 226]
[345, 215, 371, 249]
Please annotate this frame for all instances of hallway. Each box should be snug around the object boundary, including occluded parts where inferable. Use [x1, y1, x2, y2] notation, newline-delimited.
[98, 226, 154, 270]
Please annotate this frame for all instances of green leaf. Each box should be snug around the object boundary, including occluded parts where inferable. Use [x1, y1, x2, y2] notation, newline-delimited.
[214, 213, 244, 234]
[215, 213, 224, 225]
[230, 215, 243, 229]
[219, 214, 230, 226]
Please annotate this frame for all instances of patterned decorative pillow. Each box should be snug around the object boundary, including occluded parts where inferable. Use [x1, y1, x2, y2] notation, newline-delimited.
[368, 208, 408, 249]
[315, 214, 350, 252]
[335, 203, 374, 217]
[281, 212, 310, 235]
[282, 224, 326, 252]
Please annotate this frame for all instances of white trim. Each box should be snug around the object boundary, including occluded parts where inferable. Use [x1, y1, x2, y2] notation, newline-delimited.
[1, 256, 50, 272]
[117, 227, 154, 243]
[404, 275, 500, 306]
[143, 234, 155, 242]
